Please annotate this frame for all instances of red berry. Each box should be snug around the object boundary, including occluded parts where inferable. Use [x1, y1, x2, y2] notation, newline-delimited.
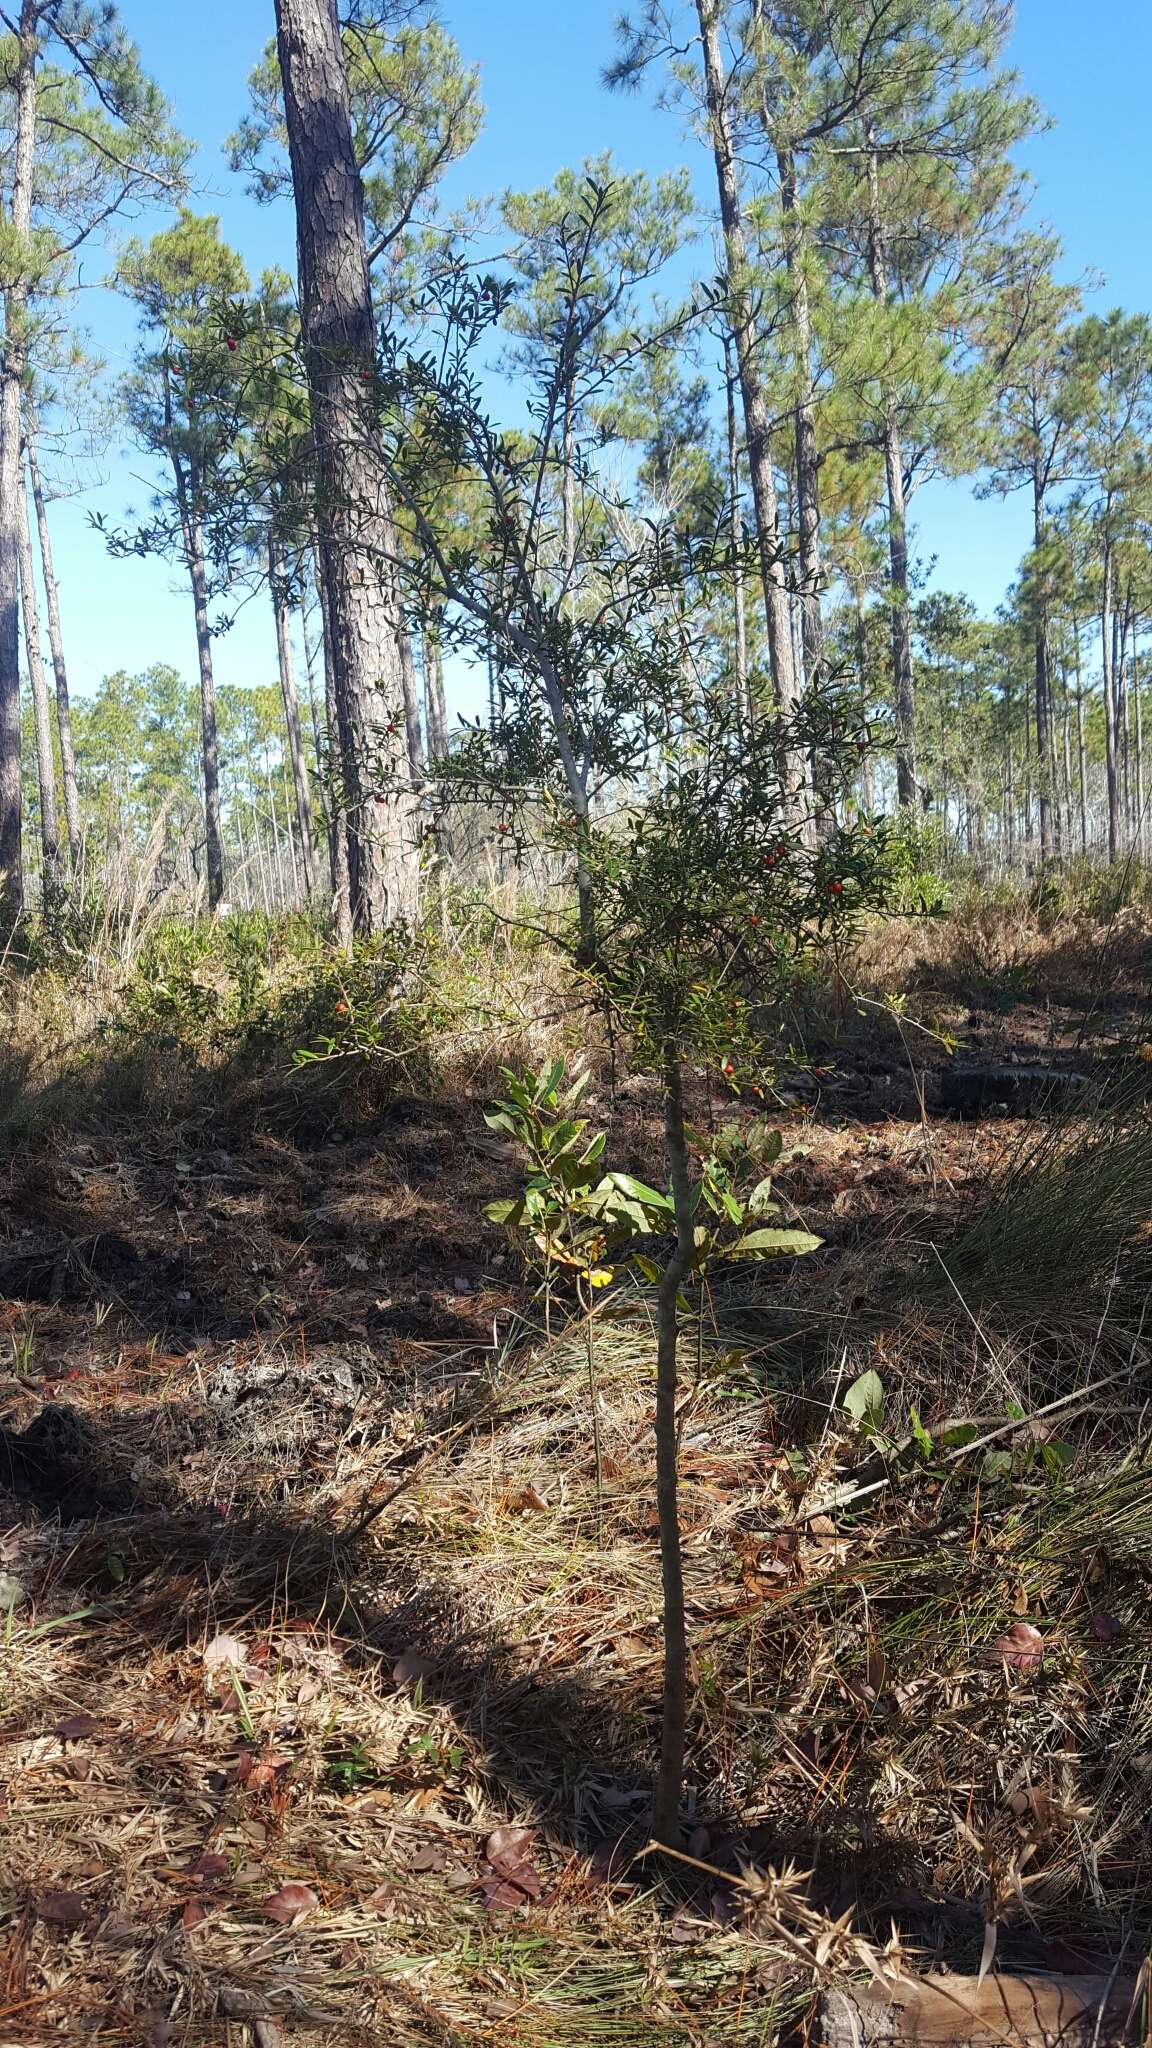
[747, 914, 760, 927]
[827, 879, 843, 895]
[723, 1063, 735, 1077]
[336, 1001, 348, 1016]
[226, 336, 237, 351]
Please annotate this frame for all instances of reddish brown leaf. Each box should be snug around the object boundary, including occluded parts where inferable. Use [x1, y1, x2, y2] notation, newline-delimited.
[55, 1712, 97, 1742]
[588, 1837, 632, 1886]
[260, 1881, 318, 1925]
[142, 2011, 172, 2048]
[485, 1825, 535, 1876]
[188, 1852, 230, 1880]
[1091, 1612, 1123, 1642]
[181, 1900, 207, 1930]
[992, 1621, 1045, 1672]
[248, 1755, 292, 1791]
[405, 1839, 449, 1874]
[37, 1889, 87, 1928]
[481, 1874, 532, 1910]
[232, 1748, 255, 1785]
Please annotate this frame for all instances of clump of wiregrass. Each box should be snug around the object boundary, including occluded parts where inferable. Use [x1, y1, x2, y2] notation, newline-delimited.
[935, 1078, 1152, 1320]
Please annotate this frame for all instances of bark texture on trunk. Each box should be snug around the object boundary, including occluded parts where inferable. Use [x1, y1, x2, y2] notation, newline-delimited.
[777, 146, 823, 697]
[422, 623, 448, 759]
[695, 0, 798, 738]
[1032, 472, 1054, 862]
[397, 625, 424, 781]
[865, 138, 917, 809]
[269, 535, 317, 899]
[188, 518, 226, 909]
[17, 454, 59, 891]
[25, 407, 79, 865]
[314, 541, 352, 944]
[722, 336, 749, 730]
[0, 2, 38, 915]
[274, 0, 418, 932]
[1101, 540, 1120, 863]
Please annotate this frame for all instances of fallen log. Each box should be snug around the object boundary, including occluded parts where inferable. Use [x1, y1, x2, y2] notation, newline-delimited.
[821, 1972, 1137, 2048]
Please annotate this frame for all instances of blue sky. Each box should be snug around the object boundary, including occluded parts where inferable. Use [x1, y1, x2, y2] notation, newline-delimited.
[43, 0, 1152, 719]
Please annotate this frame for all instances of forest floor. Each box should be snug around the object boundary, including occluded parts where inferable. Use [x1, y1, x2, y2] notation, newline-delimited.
[2, 905, 1152, 2046]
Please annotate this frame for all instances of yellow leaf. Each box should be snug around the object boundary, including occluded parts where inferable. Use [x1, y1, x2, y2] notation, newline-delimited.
[584, 1266, 616, 1288]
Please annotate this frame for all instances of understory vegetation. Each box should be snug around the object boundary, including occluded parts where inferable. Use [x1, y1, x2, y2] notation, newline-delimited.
[3, 0, 1152, 2039]
[1, 876, 1151, 2043]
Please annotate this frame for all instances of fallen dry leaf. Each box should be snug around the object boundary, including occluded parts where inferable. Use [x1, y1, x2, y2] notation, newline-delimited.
[203, 1633, 248, 1670]
[486, 1824, 535, 1874]
[260, 1881, 318, 1925]
[187, 1852, 231, 1880]
[55, 1712, 97, 1742]
[1091, 1612, 1122, 1642]
[508, 1482, 549, 1512]
[483, 1823, 541, 1902]
[992, 1621, 1045, 1672]
[95, 1909, 137, 1947]
[36, 1889, 88, 1928]
[481, 1873, 534, 1910]
[181, 1900, 207, 1930]
[393, 1647, 437, 1684]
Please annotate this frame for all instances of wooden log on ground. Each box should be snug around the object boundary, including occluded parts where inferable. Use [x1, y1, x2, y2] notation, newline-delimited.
[820, 1972, 1137, 2048]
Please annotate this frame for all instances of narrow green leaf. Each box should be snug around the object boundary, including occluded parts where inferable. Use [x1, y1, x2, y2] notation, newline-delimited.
[729, 1228, 822, 1258]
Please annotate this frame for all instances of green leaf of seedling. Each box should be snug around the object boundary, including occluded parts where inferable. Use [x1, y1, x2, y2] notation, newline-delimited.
[937, 1422, 979, 1449]
[844, 1367, 886, 1430]
[606, 1172, 674, 1214]
[746, 1175, 779, 1218]
[729, 1228, 822, 1258]
[1042, 1440, 1075, 1477]
[909, 1406, 934, 1460]
[485, 1197, 526, 1226]
[632, 1253, 661, 1283]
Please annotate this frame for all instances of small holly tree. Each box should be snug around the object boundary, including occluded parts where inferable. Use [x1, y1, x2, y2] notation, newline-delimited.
[551, 680, 896, 1845]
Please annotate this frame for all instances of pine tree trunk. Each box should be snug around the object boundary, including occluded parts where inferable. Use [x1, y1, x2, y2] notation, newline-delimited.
[25, 405, 79, 866]
[422, 622, 448, 759]
[1032, 473, 1054, 862]
[652, 1047, 692, 1848]
[865, 138, 917, 809]
[187, 518, 226, 909]
[397, 626, 424, 782]
[1101, 538, 1120, 863]
[301, 581, 338, 893]
[854, 583, 875, 812]
[16, 461, 60, 894]
[777, 145, 822, 697]
[561, 371, 576, 600]
[722, 336, 749, 730]
[0, 2, 37, 916]
[1134, 643, 1145, 857]
[274, 0, 419, 932]
[1071, 617, 1089, 856]
[313, 542, 352, 945]
[695, 0, 799, 751]
[269, 534, 317, 898]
